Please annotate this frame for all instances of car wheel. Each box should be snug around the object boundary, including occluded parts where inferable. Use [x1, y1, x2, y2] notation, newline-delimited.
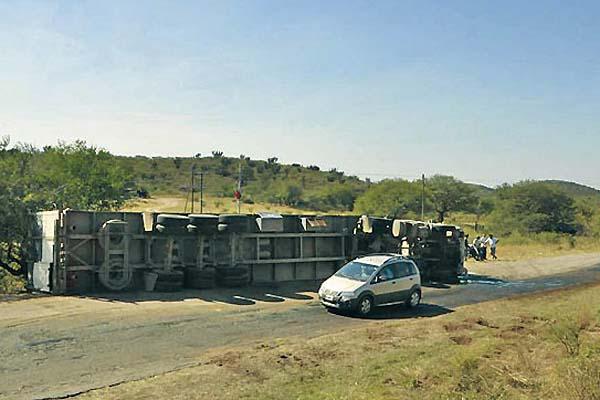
[406, 289, 421, 308]
[356, 295, 373, 316]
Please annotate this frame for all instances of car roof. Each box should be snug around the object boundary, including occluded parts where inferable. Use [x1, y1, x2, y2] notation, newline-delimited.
[357, 253, 405, 266]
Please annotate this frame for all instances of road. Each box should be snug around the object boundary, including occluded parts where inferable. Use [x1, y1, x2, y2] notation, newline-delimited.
[1, 256, 600, 400]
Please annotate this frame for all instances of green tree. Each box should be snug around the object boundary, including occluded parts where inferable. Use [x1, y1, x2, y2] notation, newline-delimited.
[354, 179, 425, 218]
[472, 197, 495, 230]
[575, 197, 600, 236]
[0, 138, 35, 277]
[276, 183, 303, 206]
[29, 141, 132, 210]
[489, 181, 578, 235]
[427, 175, 478, 222]
[0, 139, 132, 279]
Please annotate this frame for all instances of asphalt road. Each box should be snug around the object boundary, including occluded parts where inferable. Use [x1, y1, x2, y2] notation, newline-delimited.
[2, 262, 600, 400]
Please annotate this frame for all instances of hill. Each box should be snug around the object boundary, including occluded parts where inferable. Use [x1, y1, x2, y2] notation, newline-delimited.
[542, 180, 600, 199]
[115, 154, 600, 213]
[465, 182, 495, 197]
[116, 154, 367, 212]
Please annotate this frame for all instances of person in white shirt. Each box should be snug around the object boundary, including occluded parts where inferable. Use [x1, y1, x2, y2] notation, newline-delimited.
[484, 234, 499, 260]
[480, 235, 489, 260]
[472, 236, 482, 261]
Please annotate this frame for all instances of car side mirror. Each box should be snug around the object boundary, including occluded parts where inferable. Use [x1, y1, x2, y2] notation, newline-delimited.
[372, 275, 383, 284]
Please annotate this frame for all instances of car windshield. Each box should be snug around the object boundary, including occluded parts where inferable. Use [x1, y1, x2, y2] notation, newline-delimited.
[335, 261, 378, 282]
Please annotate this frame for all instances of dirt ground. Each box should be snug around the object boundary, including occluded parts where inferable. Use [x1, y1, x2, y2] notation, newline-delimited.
[466, 252, 600, 280]
[1, 253, 600, 400]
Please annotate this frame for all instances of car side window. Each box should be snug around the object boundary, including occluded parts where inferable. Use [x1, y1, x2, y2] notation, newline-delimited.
[394, 262, 412, 278]
[406, 261, 418, 276]
[377, 266, 395, 282]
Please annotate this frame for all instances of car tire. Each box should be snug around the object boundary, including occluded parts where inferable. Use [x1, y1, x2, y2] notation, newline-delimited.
[355, 295, 374, 317]
[405, 289, 421, 308]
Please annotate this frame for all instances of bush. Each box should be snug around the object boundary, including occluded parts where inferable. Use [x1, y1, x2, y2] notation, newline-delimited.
[489, 182, 578, 235]
[0, 269, 25, 294]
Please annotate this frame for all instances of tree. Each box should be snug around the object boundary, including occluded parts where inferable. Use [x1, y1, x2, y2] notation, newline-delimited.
[275, 183, 303, 206]
[354, 179, 425, 218]
[0, 138, 34, 277]
[173, 157, 183, 169]
[575, 197, 600, 236]
[30, 141, 132, 210]
[212, 150, 223, 158]
[489, 181, 578, 235]
[0, 139, 133, 278]
[427, 175, 477, 222]
[472, 197, 495, 230]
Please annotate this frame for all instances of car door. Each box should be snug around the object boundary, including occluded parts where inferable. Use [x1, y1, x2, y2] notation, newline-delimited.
[369, 265, 397, 305]
[393, 261, 419, 301]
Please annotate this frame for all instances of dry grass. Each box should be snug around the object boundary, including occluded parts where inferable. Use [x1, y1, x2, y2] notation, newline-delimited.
[76, 284, 600, 400]
[122, 195, 315, 215]
[491, 240, 600, 262]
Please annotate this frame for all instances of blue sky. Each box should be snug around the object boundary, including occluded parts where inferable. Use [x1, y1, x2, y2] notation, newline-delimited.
[1, 0, 599, 187]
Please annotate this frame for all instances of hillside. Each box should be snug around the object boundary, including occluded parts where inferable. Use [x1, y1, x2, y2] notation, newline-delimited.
[542, 180, 600, 199]
[116, 155, 367, 212]
[116, 155, 600, 213]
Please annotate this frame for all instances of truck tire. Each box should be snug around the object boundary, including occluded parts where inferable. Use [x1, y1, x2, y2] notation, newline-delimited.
[370, 218, 392, 234]
[155, 214, 189, 233]
[185, 267, 216, 289]
[218, 214, 253, 233]
[154, 281, 183, 292]
[217, 223, 228, 233]
[218, 275, 249, 287]
[216, 266, 250, 287]
[188, 214, 218, 234]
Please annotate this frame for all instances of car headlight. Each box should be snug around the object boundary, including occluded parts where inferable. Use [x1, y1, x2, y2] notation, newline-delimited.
[338, 292, 357, 301]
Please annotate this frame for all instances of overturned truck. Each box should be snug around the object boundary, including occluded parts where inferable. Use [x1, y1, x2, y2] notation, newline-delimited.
[28, 210, 465, 294]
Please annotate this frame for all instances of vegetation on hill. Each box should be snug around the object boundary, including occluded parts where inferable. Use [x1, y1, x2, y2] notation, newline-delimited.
[542, 180, 600, 198]
[116, 153, 365, 212]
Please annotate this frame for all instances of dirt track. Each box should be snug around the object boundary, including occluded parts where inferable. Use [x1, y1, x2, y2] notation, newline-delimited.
[1, 253, 599, 400]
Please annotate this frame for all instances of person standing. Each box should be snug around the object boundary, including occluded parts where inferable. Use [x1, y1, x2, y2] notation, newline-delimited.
[472, 236, 482, 261]
[480, 234, 489, 261]
[486, 234, 499, 260]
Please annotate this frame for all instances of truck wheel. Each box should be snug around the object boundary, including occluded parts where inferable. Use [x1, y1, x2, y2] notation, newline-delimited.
[218, 214, 253, 233]
[217, 223, 228, 233]
[188, 214, 218, 234]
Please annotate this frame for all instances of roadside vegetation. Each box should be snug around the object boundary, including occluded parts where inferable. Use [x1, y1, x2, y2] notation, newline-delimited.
[2, 136, 600, 292]
[76, 283, 600, 400]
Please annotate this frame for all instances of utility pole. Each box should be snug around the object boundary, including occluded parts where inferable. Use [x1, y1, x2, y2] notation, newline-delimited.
[236, 162, 242, 214]
[421, 173, 425, 221]
[199, 172, 204, 213]
[191, 164, 196, 213]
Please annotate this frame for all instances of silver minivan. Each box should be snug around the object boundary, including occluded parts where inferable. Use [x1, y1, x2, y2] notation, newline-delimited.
[318, 254, 422, 316]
